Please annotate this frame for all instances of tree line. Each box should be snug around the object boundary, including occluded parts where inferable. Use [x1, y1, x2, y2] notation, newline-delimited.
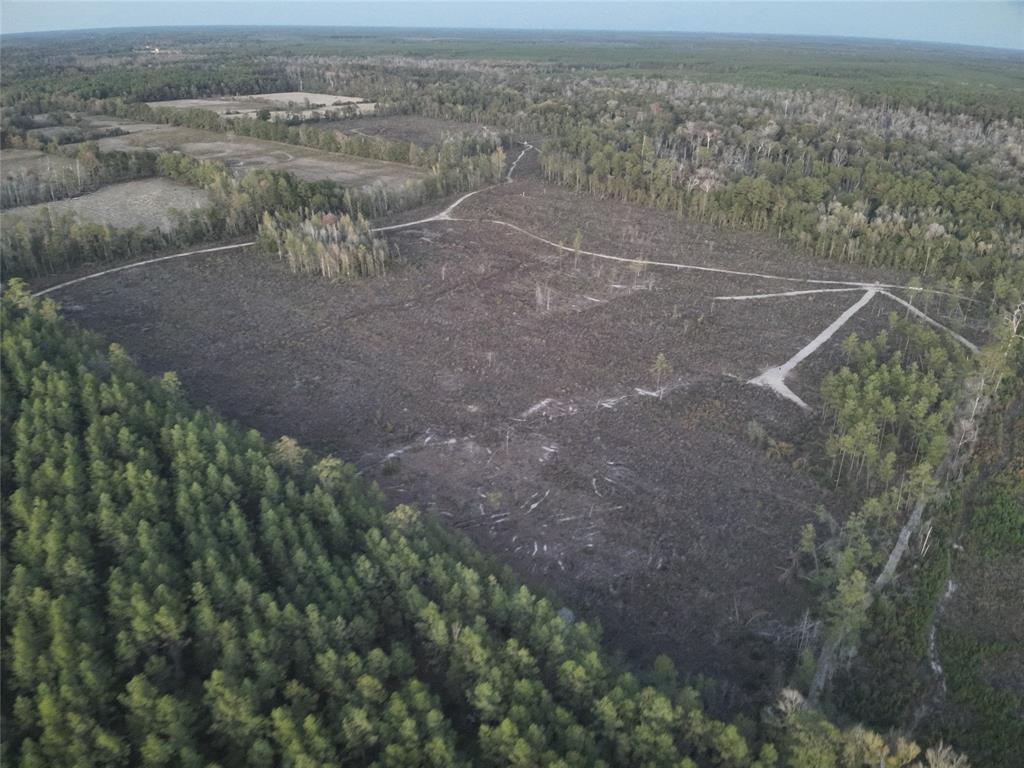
[1, 104, 504, 278]
[4, 29, 1020, 122]
[1, 136, 502, 279]
[1, 142, 156, 209]
[257, 209, 391, 280]
[790, 306, 1024, 711]
[98, 97, 508, 194]
[0, 155, 307, 277]
[2, 92, 507, 199]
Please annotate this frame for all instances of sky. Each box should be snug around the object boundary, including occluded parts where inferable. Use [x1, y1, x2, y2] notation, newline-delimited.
[1, 1, 1022, 50]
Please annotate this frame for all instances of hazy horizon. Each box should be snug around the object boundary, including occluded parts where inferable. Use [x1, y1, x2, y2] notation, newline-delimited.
[2, 1, 1022, 51]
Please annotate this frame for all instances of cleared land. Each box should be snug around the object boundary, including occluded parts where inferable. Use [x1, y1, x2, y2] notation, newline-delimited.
[1, 148, 77, 180]
[323, 115, 493, 147]
[36, 144, 955, 697]
[146, 91, 376, 120]
[24, 113, 143, 142]
[90, 120, 426, 187]
[4, 177, 210, 232]
[84, 116, 165, 134]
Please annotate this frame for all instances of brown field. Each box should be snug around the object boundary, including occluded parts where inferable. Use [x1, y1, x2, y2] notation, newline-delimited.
[84, 116, 167, 134]
[146, 91, 376, 120]
[35, 139, 963, 704]
[323, 115, 495, 147]
[90, 121, 426, 188]
[26, 125, 82, 142]
[4, 178, 210, 231]
[1, 148, 77, 180]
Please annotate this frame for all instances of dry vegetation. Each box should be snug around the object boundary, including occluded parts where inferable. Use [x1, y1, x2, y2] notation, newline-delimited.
[3, 177, 210, 231]
[91, 119, 425, 187]
[146, 91, 376, 119]
[323, 114, 492, 147]
[1, 147, 76, 180]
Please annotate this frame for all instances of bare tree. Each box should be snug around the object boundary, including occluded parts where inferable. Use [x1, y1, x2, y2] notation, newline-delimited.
[650, 353, 672, 397]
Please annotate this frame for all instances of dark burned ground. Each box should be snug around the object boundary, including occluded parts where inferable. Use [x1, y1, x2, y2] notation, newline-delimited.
[46, 166, 905, 705]
[322, 115, 493, 147]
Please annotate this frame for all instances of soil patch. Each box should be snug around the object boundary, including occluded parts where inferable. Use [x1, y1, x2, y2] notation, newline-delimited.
[1, 148, 76, 180]
[146, 92, 376, 120]
[87, 121, 425, 188]
[3, 177, 210, 232]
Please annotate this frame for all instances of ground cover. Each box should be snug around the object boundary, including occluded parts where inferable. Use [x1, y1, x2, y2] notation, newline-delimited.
[88, 120, 426, 187]
[3, 177, 210, 232]
[146, 91, 376, 119]
[0, 147, 76, 179]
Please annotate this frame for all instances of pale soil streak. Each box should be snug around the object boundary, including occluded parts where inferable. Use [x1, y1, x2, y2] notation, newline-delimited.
[506, 143, 533, 182]
[372, 142, 535, 233]
[371, 187, 490, 232]
[713, 287, 867, 301]
[878, 290, 979, 353]
[27, 139, 940, 302]
[745, 289, 977, 408]
[475, 216, 976, 406]
[479, 218, 961, 297]
[748, 289, 878, 410]
[32, 242, 256, 298]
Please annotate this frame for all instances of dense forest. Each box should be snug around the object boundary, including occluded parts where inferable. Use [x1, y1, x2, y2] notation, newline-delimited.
[378, 72, 1023, 307]
[2, 28, 1021, 119]
[1, 284, 977, 768]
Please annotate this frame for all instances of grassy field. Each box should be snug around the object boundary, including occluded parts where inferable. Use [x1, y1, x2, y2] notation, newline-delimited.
[3, 177, 210, 232]
[90, 119, 427, 187]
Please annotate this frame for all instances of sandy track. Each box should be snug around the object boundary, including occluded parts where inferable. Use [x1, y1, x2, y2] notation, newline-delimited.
[749, 289, 879, 409]
[33, 242, 256, 298]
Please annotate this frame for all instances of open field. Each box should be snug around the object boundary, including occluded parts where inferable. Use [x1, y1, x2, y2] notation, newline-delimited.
[35, 153, 955, 695]
[146, 91, 376, 119]
[23, 112, 144, 142]
[3, 177, 210, 232]
[89, 119, 426, 187]
[3, 25, 1018, 765]
[1, 148, 77, 179]
[323, 115, 493, 147]
[83, 115, 165, 134]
